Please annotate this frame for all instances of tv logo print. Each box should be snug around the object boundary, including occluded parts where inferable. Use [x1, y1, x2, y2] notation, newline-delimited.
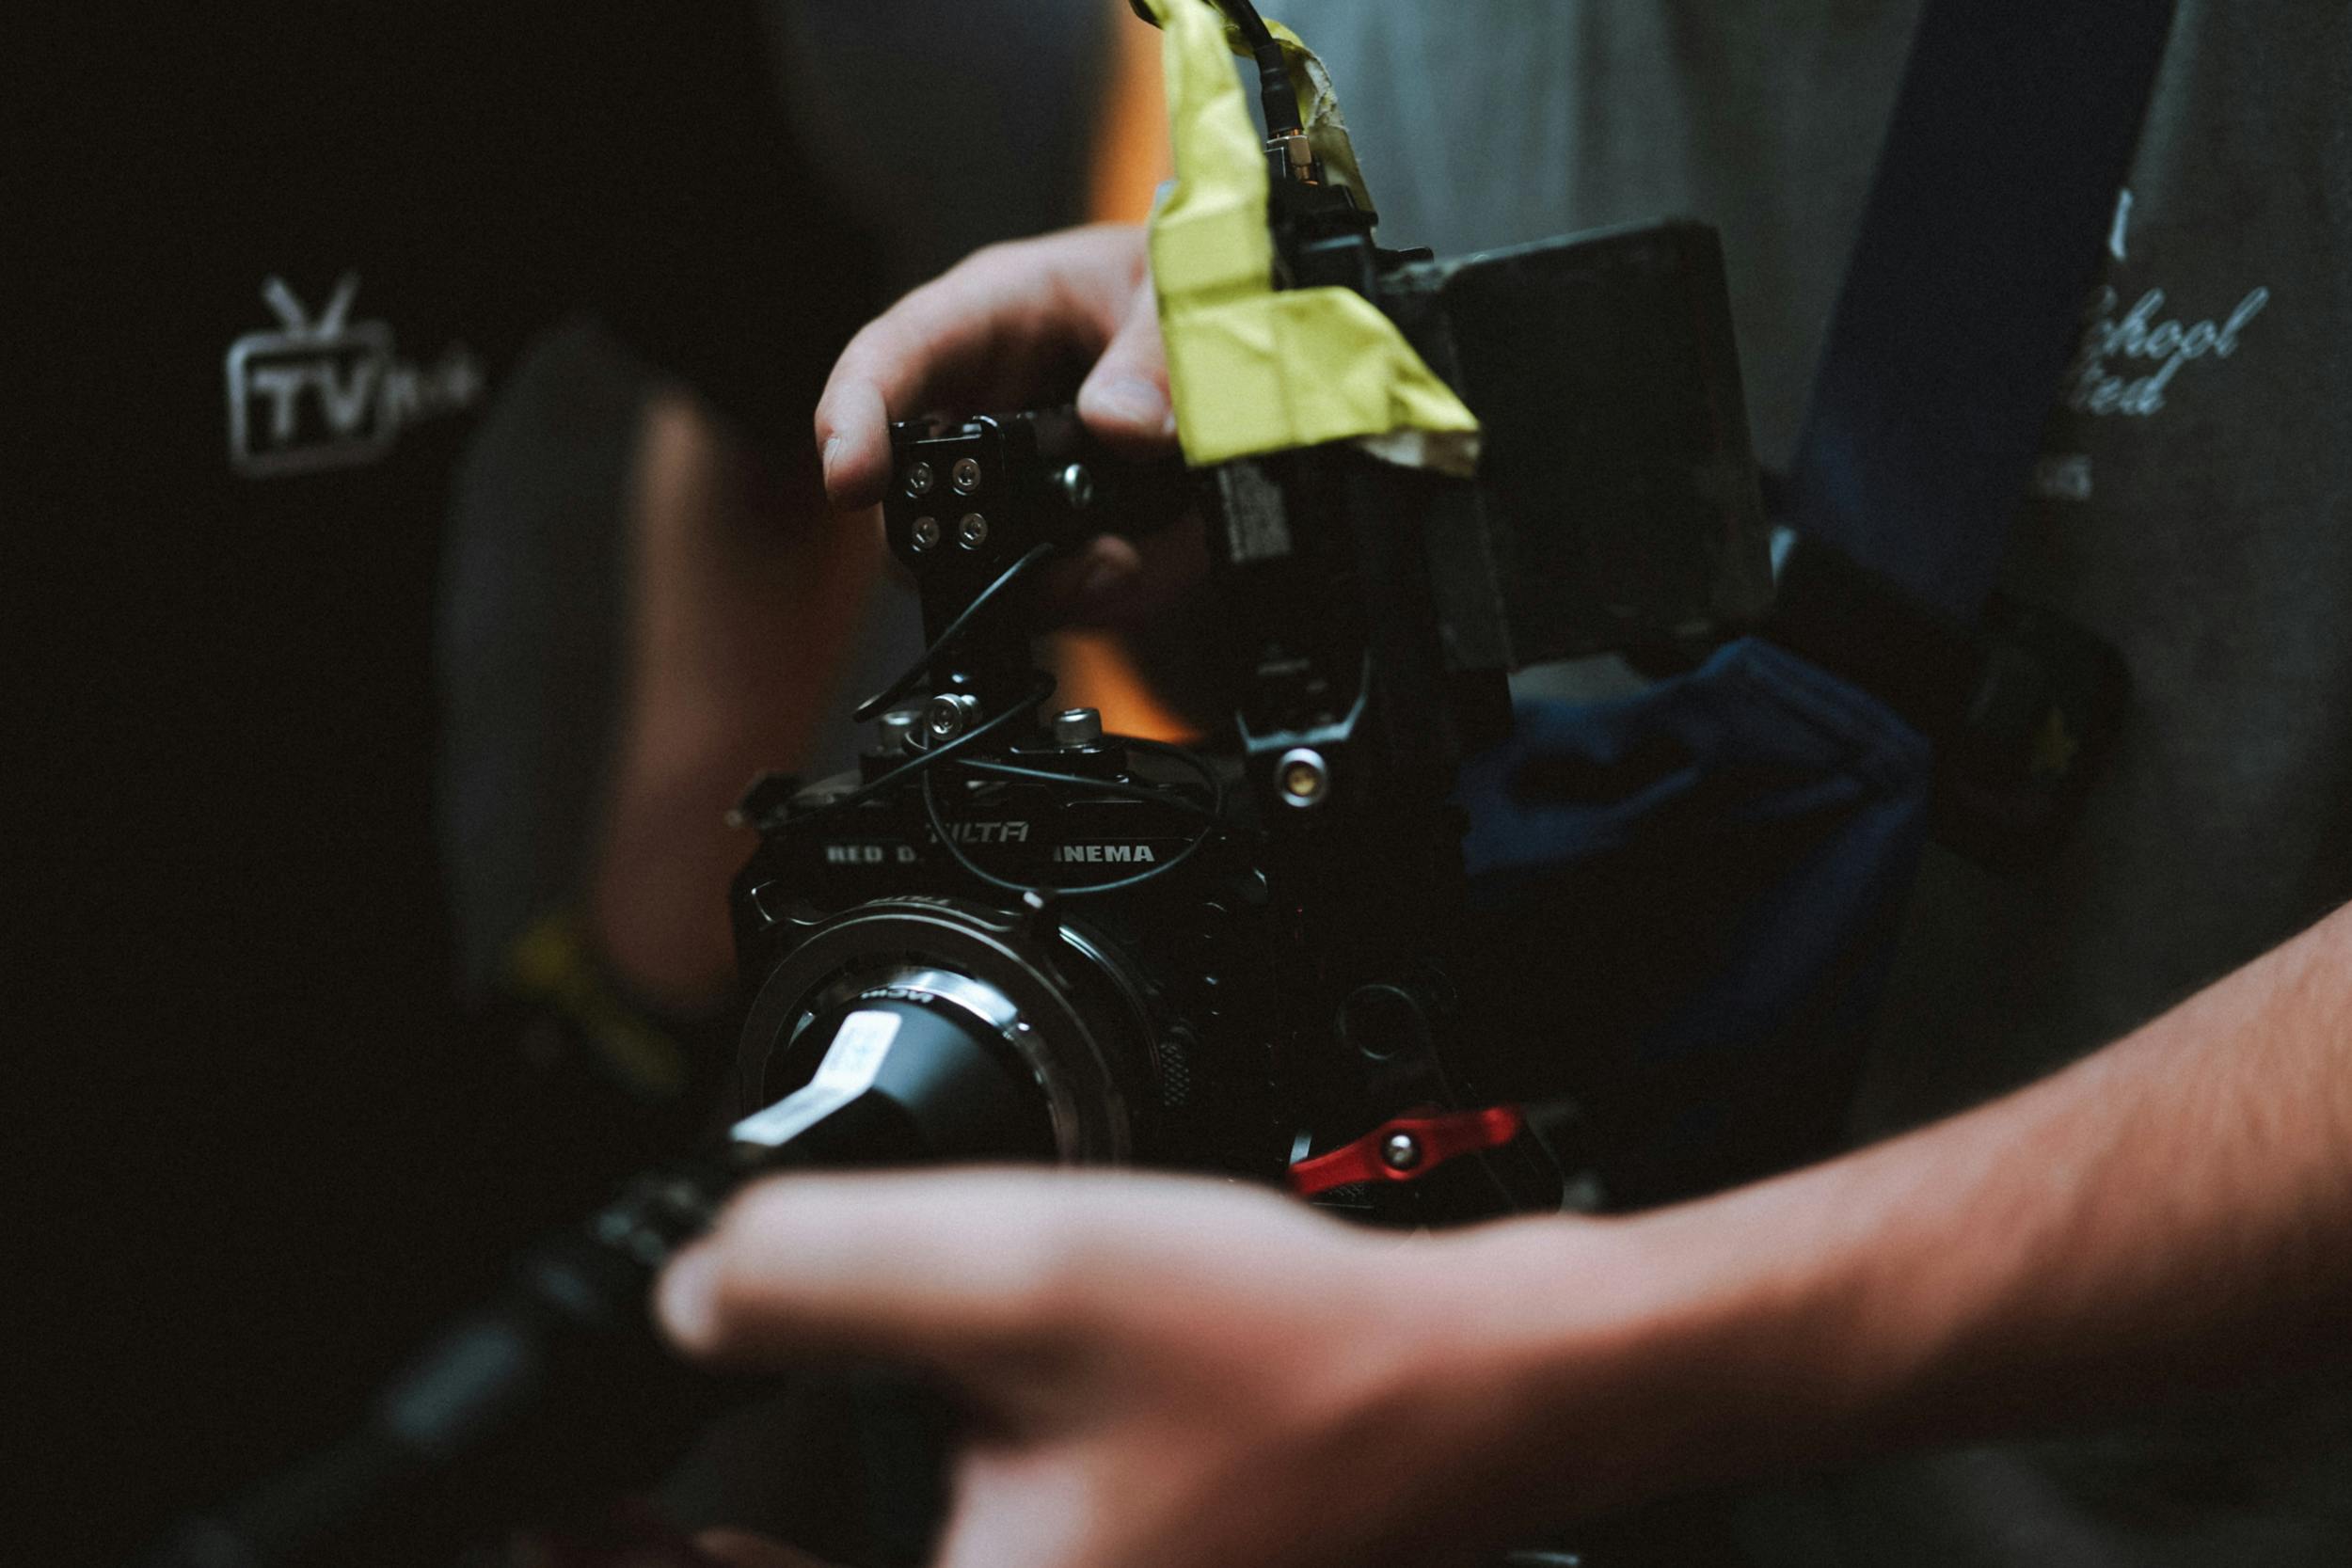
[225, 274, 485, 478]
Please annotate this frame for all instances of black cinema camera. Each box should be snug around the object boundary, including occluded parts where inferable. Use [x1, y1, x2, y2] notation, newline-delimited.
[723, 207, 1773, 1218]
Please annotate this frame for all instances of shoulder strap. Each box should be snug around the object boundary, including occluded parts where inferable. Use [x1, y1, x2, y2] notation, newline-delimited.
[1786, 0, 2179, 625]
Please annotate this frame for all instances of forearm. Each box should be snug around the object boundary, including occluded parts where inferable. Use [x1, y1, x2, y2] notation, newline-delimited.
[1465, 899, 2352, 1516]
[591, 392, 882, 1005]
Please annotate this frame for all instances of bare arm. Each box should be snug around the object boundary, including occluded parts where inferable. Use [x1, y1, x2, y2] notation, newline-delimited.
[589, 391, 881, 1005]
[1514, 894, 2352, 1509]
[660, 903, 2352, 1566]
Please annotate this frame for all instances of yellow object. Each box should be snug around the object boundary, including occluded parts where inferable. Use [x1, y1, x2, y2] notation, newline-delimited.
[1131, 0, 1481, 475]
[503, 911, 691, 1101]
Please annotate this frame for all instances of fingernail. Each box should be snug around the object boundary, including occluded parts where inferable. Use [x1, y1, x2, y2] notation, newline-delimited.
[819, 435, 843, 487]
[657, 1246, 721, 1348]
[1095, 376, 1170, 431]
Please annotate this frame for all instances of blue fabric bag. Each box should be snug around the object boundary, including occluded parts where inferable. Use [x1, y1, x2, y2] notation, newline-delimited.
[1456, 641, 1931, 1204]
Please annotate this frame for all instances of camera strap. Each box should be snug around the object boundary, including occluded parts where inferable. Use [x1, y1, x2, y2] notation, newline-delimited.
[1785, 0, 2179, 624]
[1772, 0, 2177, 863]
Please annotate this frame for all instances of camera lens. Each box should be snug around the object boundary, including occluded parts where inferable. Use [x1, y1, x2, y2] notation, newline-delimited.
[766, 986, 1056, 1165]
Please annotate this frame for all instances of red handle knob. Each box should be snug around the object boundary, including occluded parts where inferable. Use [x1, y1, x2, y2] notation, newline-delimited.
[1287, 1105, 1526, 1196]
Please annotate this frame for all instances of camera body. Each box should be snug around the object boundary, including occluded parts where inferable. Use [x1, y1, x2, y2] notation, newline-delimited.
[729, 207, 1771, 1222]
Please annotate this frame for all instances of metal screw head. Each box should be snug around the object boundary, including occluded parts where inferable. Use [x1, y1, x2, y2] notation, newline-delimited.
[906, 461, 935, 496]
[951, 456, 982, 495]
[1057, 462, 1095, 511]
[925, 693, 978, 740]
[1051, 706, 1104, 748]
[910, 515, 943, 551]
[956, 513, 991, 549]
[1275, 747, 1329, 808]
[1381, 1132, 1422, 1171]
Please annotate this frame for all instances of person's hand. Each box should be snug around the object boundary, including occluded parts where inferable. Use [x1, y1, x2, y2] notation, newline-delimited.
[656, 1170, 1628, 1568]
[813, 225, 1200, 627]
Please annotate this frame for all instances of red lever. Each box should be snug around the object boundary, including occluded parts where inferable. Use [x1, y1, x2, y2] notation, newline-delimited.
[1286, 1105, 1526, 1196]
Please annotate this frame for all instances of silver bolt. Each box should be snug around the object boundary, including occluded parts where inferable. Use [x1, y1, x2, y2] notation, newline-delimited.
[906, 461, 935, 496]
[1381, 1132, 1422, 1171]
[957, 513, 991, 549]
[1051, 707, 1104, 748]
[911, 515, 943, 551]
[925, 693, 979, 740]
[876, 709, 920, 754]
[951, 456, 982, 494]
[1275, 747, 1330, 808]
[1057, 462, 1095, 512]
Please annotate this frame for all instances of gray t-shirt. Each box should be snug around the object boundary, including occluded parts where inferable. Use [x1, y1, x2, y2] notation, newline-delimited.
[1285, 1, 2352, 1561]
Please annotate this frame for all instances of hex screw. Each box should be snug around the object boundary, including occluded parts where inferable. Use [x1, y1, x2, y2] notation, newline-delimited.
[957, 513, 991, 549]
[925, 693, 978, 740]
[911, 515, 943, 551]
[951, 456, 982, 495]
[906, 461, 935, 496]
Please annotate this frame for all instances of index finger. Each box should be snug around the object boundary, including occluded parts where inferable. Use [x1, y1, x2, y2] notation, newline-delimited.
[814, 225, 1150, 510]
[655, 1171, 1102, 1371]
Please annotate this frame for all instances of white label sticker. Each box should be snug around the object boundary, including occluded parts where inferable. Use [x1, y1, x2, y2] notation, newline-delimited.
[728, 1010, 901, 1148]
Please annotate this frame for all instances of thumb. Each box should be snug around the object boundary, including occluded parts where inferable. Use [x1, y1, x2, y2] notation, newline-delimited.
[1074, 281, 1178, 457]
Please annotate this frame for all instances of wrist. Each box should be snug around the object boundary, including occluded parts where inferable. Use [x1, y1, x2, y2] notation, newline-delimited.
[1431, 1187, 1880, 1525]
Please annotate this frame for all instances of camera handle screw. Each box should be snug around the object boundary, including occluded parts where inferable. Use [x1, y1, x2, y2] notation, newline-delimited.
[906, 461, 935, 496]
[925, 693, 981, 741]
[951, 456, 983, 495]
[1052, 707, 1104, 748]
[1380, 1132, 1423, 1171]
[1275, 747, 1330, 808]
[957, 513, 991, 549]
[910, 515, 943, 552]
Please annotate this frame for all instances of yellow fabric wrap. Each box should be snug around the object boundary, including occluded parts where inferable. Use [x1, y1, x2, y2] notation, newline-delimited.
[1132, 0, 1481, 475]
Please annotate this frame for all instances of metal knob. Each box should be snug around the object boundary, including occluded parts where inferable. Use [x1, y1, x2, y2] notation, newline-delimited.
[1275, 747, 1330, 808]
[876, 709, 921, 754]
[925, 693, 981, 741]
[1051, 707, 1104, 748]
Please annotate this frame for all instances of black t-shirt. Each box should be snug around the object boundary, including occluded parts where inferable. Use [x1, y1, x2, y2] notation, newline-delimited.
[11, 8, 875, 1556]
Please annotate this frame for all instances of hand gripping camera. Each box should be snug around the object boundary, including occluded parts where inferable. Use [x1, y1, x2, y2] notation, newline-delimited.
[726, 233, 1771, 1224]
[725, 1, 1770, 1212]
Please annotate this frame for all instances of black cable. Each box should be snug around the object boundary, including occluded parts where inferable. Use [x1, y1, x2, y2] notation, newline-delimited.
[851, 542, 1057, 724]
[1125, 735, 1230, 818]
[921, 763, 1222, 898]
[802, 673, 1060, 824]
[917, 726, 1227, 898]
[1216, 0, 1301, 140]
[957, 757, 1223, 822]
